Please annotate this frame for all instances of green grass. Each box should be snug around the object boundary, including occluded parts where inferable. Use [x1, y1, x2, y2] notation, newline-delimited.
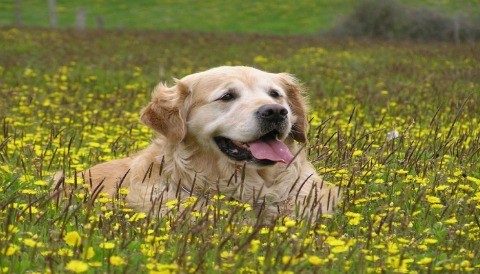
[1, 0, 479, 34]
[1, 28, 480, 273]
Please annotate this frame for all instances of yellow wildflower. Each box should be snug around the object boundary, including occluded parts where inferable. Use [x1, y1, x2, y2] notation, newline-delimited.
[64, 231, 81, 247]
[65, 260, 89, 273]
[109, 256, 126, 266]
[99, 242, 115, 249]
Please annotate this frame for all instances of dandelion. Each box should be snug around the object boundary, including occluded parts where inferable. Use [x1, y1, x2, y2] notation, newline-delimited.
[444, 217, 458, 225]
[249, 239, 260, 253]
[284, 219, 296, 228]
[64, 231, 81, 247]
[365, 255, 380, 262]
[165, 199, 178, 209]
[20, 189, 37, 195]
[82, 247, 95, 260]
[99, 242, 115, 249]
[324, 237, 345, 246]
[0, 165, 11, 173]
[33, 180, 48, 186]
[345, 212, 363, 225]
[88, 262, 102, 267]
[308, 255, 325, 266]
[332, 246, 349, 253]
[109, 256, 126, 266]
[118, 188, 130, 195]
[23, 238, 43, 248]
[1, 244, 19, 256]
[423, 238, 438, 245]
[387, 243, 399, 255]
[65, 260, 89, 273]
[426, 195, 441, 204]
[58, 248, 74, 256]
[129, 212, 147, 222]
[396, 169, 408, 175]
[466, 176, 480, 185]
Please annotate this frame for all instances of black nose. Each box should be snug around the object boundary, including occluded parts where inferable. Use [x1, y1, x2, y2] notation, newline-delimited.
[256, 104, 288, 122]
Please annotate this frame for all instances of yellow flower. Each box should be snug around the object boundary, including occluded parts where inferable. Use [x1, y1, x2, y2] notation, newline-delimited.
[34, 180, 48, 186]
[99, 242, 115, 249]
[129, 212, 147, 222]
[431, 204, 444, 209]
[466, 176, 480, 185]
[423, 238, 438, 244]
[1, 244, 19, 256]
[308, 255, 324, 266]
[64, 231, 81, 247]
[444, 217, 457, 225]
[324, 236, 345, 246]
[345, 211, 363, 225]
[118, 188, 130, 195]
[332, 246, 349, 253]
[387, 243, 399, 255]
[65, 260, 89, 273]
[58, 248, 73, 257]
[426, 195, 441, 204]
[396, 169, 408, 175]
[21, 189, 37, 195]
[88, 262, 102, 267]
[23, 238, 43, 248]
[109, 256, 126, 266]
[249, 239, 260, 253]
[284, 219, 296, 228]
[150, 263, 179, 273]
[365, 255, 379, 262]
[83, 247, 95, 260]
[352, 150, 363, 157]
[0, 165, 11, 173]
[417, 257, 433, 265]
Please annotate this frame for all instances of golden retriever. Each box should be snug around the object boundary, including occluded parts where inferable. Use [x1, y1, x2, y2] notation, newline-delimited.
[61, 66, 340, 220]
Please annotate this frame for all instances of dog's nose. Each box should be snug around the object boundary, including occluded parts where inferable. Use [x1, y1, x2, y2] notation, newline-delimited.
[256, 104, 288, 122]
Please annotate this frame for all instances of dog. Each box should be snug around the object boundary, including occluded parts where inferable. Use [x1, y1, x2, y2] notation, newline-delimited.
[60, 66, 340, 220]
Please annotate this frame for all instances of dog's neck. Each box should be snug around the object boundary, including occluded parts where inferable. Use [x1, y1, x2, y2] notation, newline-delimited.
[141, 136, 300, 204]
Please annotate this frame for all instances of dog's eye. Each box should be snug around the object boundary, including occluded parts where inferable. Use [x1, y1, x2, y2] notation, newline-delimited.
[218, 91, 236, 102]
[269, 89, 282, 98]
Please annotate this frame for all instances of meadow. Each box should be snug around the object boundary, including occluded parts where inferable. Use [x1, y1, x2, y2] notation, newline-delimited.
[1, 27, 480, 273]
[1, 0, 479, 34]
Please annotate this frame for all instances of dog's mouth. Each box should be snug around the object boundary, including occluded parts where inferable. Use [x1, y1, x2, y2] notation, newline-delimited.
[213, 131, 294, 165]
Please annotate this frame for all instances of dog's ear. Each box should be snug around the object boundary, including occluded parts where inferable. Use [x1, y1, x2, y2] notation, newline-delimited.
[140, 81, 190, 142]
[278, 73, 308, 143]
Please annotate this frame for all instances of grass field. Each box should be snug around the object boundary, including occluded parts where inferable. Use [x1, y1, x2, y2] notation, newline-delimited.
[1, 27, 480, 273]
[1, 0, 479, 34]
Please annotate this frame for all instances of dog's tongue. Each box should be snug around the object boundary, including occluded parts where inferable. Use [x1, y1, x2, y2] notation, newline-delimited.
[248, 139, 294, 164]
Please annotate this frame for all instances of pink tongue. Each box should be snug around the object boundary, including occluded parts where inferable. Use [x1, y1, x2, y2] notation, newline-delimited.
[248, 139, 294, 164]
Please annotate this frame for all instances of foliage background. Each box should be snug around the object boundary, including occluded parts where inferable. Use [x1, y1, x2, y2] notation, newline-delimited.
[1, 0, 479, 34]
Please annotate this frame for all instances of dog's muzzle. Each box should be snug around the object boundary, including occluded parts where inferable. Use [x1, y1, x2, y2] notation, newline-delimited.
[213, 104, 294, 165]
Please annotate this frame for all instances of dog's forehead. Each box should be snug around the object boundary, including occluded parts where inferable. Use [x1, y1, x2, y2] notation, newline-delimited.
[183, 66, 281, 94]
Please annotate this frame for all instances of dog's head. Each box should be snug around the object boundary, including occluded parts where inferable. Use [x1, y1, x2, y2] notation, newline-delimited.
[141, 66, 308, 167]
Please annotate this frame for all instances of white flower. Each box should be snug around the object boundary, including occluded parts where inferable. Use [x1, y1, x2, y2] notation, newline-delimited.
[386, 130, 399, 141]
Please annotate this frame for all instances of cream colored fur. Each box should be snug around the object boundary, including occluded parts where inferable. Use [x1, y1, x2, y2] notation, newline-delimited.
[70, 66, 340, 220]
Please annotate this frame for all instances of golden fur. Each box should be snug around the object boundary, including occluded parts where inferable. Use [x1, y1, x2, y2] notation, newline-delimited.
[62, 66, 340, 220]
